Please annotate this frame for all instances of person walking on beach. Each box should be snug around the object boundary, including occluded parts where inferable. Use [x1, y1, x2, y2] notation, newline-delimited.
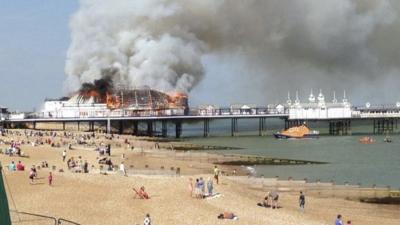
[213, 166, 220, 184]
[83, 160, 89, 173]
[299, 191, 305, 212]
[188, 178, 194, 197]
[143, 213, 151, 225]
[48, 172, 53, 186]
[8, 161, 16, 171]
[32, 165, 37, 178]
[106, 144, 111, 156]
[269, 191, 279, 209]
[335, 214, 343, 225]
[207, 177, 214, 196]
[62, 150, 67, 162]
[345, 220, 351, 225]
[197, 177, 205, 197]
[119, 162, 127, 176]
[29, 167, 35, 184]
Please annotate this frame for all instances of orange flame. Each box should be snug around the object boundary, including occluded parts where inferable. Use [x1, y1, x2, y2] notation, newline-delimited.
[106, 93, 121, 109]
[168, 91, 188, 107]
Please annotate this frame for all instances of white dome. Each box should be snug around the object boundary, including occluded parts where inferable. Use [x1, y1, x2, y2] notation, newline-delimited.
[308, 89, 315, 103]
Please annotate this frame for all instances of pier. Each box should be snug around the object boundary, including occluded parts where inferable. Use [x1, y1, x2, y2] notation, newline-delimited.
[3, 90, 400, 137]
[3, 106, 400, 137]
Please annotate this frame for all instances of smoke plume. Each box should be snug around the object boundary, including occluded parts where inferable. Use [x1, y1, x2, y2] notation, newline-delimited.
[65, 0, 400, 104]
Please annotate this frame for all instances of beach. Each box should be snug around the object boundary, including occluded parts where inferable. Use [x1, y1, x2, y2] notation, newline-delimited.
[1, 130, 399, 225]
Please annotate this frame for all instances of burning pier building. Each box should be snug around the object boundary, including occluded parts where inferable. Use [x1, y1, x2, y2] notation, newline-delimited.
[40, 78, 188, 118]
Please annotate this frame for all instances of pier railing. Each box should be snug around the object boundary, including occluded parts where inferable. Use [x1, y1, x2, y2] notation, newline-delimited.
[12, 107, 287, 120]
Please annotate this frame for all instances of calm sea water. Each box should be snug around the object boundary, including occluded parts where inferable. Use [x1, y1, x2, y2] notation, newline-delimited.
[170, 119, 400, 188]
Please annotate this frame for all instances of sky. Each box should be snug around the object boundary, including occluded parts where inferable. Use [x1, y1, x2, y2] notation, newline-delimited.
[0, 0, 221, 111]
[0, 0, 78, 111]
[1, 0, 400, 111]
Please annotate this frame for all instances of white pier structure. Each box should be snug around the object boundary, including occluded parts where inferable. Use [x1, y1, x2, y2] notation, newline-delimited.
[5, 89, 400, 136]
[287, 90, 351, 120]
[0, 106, 9, 122]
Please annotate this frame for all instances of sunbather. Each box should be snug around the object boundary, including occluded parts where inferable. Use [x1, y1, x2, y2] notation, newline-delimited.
[133, 186, 150, 199]
[217, 212, 238, 220]
[258, 193, 271, 207]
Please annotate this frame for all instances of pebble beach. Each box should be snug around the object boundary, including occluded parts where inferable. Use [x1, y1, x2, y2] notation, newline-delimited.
[1, 130, 399, 225]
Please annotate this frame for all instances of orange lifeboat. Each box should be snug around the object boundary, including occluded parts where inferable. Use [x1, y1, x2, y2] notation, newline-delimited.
[274, 125, 319, 139]
[359, 136, 375, 144]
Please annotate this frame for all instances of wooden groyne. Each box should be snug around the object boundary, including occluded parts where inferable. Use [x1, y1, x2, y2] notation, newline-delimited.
[214, 154, 326, 166]
[229, 176, 400, 204]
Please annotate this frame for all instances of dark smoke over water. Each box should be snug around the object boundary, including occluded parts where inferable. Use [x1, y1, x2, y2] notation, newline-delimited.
[65, 0, 400, 105]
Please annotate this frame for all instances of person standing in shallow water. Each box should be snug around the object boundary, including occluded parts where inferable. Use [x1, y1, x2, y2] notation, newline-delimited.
[299, 191, 305, 212]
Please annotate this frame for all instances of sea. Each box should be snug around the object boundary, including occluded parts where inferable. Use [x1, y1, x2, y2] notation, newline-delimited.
[167, 119, 400, 188]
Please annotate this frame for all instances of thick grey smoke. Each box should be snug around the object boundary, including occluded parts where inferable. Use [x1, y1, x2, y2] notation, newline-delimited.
[65, 0, 399, 104]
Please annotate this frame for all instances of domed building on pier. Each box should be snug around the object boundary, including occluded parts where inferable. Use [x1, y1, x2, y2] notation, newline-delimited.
[287, 90, 352, 120]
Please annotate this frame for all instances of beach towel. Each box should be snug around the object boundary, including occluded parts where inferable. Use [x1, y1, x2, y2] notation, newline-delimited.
[205, 193, 222, 199]
[257, 203, 271, 208]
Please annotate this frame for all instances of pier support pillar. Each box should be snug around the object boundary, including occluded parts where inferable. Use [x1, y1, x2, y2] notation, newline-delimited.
[77, 122, 80, 131]
[63, 122, 66, 131]
[259, 117, 267, 136]
[203, 118, 210, 137]
[329, 120, 351, 136]
[119, 121, 124, 134]
[347, 120, 352, 135]
[175, 121, 182, 138]
[106, 119, 111, 134]
[162, 120, 168, 138]
[132, 121, 139, 136]
[373, 118, 394, 134]
[147, 121, 153, 137]
[373, 119, 376, 134]
[285, 120, 304, 129]
[33, 122, 36, 130]
[378, 120, 382, 134]
[231, 118, 238, 136]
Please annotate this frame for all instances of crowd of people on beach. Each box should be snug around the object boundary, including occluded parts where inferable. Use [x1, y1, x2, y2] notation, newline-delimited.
[258, 190, 280, 209]
[7, 160, 25, 171]
[189, 177, 215, 199]
[4, 155, 54, 186]
[67, 156, 89, 173]
[0, 128, 359, 224]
